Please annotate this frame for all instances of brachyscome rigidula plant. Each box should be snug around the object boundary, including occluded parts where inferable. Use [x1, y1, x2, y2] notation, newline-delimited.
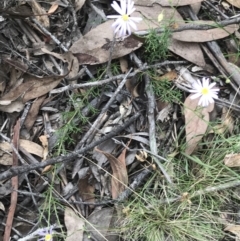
[107, 0, 142, 37]
[38, 226, 53, 241]
[190, 77, 219, 107]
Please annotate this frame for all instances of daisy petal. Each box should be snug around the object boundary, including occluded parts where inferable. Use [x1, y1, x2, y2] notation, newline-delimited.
[190, 93, 201, 99]
[111, 1, 124, 15]
[107, 15, 122, 19]
[129, 17, 142, 23]
[120, 0, 127, 14]
[128, 19, 137, 30]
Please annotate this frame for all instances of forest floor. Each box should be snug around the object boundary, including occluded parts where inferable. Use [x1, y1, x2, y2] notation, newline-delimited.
[1, 0, 240, 240]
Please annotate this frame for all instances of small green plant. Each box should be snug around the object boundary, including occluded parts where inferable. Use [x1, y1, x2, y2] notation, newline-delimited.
[150, 77, 182, 103]
[55, 85, 100, 155]
[120, 123, 240, 241]
[144, 26, 171, 63]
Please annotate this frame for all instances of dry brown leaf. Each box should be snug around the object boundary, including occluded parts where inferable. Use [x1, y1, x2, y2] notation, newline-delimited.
[29, 0, 50, 28]
[169, 38, 205, 66]
[64, 207, 84, 241]
[39, 135, 51, 173]
[48, 2, 59, 14]
[154, 70, 178, 81]
[225, 0, 240, 8]
[172, 23, 239, 42]
[85, 208, 114, 241]
[78, 175, 95, 208]
[158, 0, 203, 6]
[225, 225, 240, 238]
[96, 148, 128, 199]
[0, 140, 43, 166]
[184, 95, 214, 155]
[0, 99, 25, 113]
[224, 153, 240, 167]
[25, 95, 46, 131]
[0, 142, 13, 165]
[0, 74, 64, 108]
[39, 135, 48, 161]
[70, 20, 142, 65]
[136, 4, 184, 29]
[19, 140, 43, 158]
[75, 0, 86, 11]
[120, 57, 129, 73]
[191, 2, 202, 14]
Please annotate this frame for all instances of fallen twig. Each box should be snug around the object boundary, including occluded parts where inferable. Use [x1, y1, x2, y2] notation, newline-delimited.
[0, 112, 141, 181]
[3, 120, 20, 241]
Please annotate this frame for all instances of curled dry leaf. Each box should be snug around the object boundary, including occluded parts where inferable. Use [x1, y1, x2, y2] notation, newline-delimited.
[225, 0, 240, 8]
[184, 95, 214, 155]
[0, 74, 65, 112]
[96, 147, 128, 199]
[64, 207, 84, 241]
[224, 153, 240, 167]
[85, 207, 115, 241]
[25, 95, 46, 131]
[225, 225, 240, 238]
[0, 140, 44, 165]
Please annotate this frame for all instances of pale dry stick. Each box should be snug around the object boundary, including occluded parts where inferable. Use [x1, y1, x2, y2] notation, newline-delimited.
[131, 53, 172, 184]
[160, 179, 240, 205]
[74, 68, 133, 150]
[215, 99, 240, 113]
[31, 18, 68, 52]
[135, 16, 240, 36]
[50, 61, 187, 94]
[0, 112, 140, 180]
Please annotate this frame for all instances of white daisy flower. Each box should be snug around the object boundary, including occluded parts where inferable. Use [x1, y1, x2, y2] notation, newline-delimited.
[107, 0, 142, 37]
[190, 77, 219, 107]
[38, 226, 53, 241]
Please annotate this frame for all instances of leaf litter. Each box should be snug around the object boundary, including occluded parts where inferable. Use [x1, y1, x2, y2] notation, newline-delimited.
[1, 0, 240, 240]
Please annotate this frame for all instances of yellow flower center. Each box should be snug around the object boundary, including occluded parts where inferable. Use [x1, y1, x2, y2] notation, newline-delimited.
[201, 87, 209, 95]
[122, 14, 129, 21]
[45, 234, 52, 241]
